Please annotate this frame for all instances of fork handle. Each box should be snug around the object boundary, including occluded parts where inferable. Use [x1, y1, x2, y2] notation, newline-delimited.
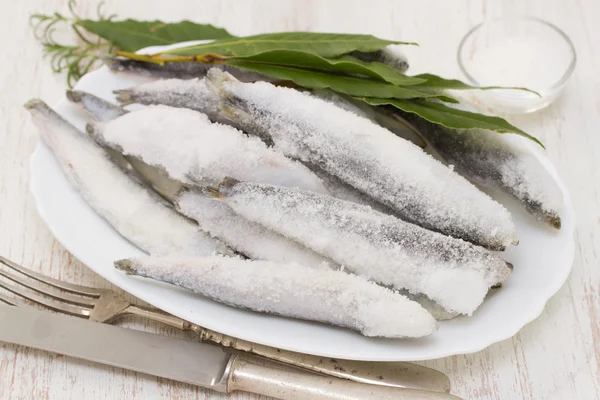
[123, 305, 187, 330]
[187, 323, 450, 393]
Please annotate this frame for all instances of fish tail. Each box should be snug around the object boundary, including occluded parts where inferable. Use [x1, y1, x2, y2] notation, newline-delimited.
[114, 259, 136, 274]
[85, 122, 100, 139]
[65, 90, 83, 104]
[546, 212, 562, 230]
[202, 186, 224, 199]
[24, 98, 52, 115]
[205, 67, 238, 95]
[201, 177, 240, 199]
[219, 176, 241, 191]
[113, 89, 135, 106]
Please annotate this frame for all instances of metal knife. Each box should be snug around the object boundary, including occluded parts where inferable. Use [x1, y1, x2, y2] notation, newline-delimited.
[0, 306, 461, 399]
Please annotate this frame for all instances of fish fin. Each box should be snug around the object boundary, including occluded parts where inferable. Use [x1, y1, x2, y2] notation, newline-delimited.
[114, 259, 135, 273]
[101, 57, 120, 71]
[113, 89, 135, 106]
[65, 90, 83, 104]
[206, 67, 239, 94]
[219, 176, 241, 191]
[202, 186, 224, 199]
[85, 122, 105, 143]
[200, 177, 240, 199]
[24, 99, 51, 114]
[546, 213, 561, 230]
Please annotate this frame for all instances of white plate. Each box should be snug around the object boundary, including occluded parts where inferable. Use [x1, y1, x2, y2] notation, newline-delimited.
[29, 42, 575, 361]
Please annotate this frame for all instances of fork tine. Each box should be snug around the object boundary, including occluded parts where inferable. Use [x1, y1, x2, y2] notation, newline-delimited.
[0, 291, 35, 308]
[0, 290, 18, 306]
[0, 279, 90, 317]
[0, 255, 100, 297]
[0, 268, 95, 307]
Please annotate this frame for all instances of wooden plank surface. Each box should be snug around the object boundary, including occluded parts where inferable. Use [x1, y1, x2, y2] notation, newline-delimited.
[0, 0, 598, 399]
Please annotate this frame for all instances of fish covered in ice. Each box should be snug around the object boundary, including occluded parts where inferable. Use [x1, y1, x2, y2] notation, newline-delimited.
[24, 99, 230, 257]
[206, 69, 518, 251]
[115, 255, 438, 338]
[393, 110, 563, 229]
[205, 178, 512, 315]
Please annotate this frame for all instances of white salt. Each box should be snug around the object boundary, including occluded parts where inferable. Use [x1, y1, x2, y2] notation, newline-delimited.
[209, 70, 517, 250]
[218, 181, 512, 315]
[100, 105, 328, 194]
[177, 191, 333, 267]
[120, 255, 438, 338]
[28, 101, 228, 256]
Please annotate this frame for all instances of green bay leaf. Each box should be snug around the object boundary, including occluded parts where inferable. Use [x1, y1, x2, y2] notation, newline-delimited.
[362, 97, 544, 147]
[226, 50, 424, 86]
[77, 19, 235, 52]
[165, 32, 410, 58]
[229, 62, 452, 100]
[414, 73, 540, 96]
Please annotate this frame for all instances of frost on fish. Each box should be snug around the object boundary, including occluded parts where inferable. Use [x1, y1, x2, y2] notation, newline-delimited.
[93, 105, 328, 194]
[114, 78, 225, 123]
[103, 57, 270, 82]
[24, 99, 230, 257]
[210, 179, 512, 315]
[176, 191, 333, 267]
[350, 45, 410, 73]
[115, 255, 438, 338]
[207, 69, 518, 251]
[66, 90, 127, 122]
[396, 112, 563, 228]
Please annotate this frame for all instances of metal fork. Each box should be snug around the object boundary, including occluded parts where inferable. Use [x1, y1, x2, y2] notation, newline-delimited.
[0, 254, 450, 393]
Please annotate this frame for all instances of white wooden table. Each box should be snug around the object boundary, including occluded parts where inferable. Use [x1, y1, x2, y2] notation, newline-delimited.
[1, 0, 599, 399]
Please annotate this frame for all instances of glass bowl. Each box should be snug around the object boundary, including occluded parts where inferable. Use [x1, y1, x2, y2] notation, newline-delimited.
[457, 16, 576, 114]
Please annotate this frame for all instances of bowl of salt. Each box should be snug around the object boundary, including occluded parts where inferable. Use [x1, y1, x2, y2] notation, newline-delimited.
[457, 16, 576, 114]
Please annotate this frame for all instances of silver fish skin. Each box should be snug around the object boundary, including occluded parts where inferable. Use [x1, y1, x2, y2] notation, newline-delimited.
[393, 111, 563, 229]
[350, 45, 410, 73]
[103, 57, 270, 82]
[113, 78, 229, 124]
[115, 255, 438, 338]
[66, 90, 127, 121]
[206, 69, 518, 251]
[24, 99, 231, 257]
[208, 179, 512, 315]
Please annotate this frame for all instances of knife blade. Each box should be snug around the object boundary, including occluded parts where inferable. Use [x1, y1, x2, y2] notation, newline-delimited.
[0, 306, 462, 399]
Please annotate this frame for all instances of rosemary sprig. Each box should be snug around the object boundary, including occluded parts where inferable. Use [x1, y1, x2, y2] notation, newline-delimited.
[30, 0, 115, 87]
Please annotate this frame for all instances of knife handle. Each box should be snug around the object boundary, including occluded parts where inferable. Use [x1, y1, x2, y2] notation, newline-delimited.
[226, 355, 462, 400]
[186, 323, 450, 393]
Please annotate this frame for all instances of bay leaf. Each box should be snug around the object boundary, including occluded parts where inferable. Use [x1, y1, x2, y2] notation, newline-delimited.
[230, 62, 453, 100]
[226, 50, 424, 86]
[362, 97, 544, 147]
[78, 19, 235, 52]
[164, 32, 410, 58]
